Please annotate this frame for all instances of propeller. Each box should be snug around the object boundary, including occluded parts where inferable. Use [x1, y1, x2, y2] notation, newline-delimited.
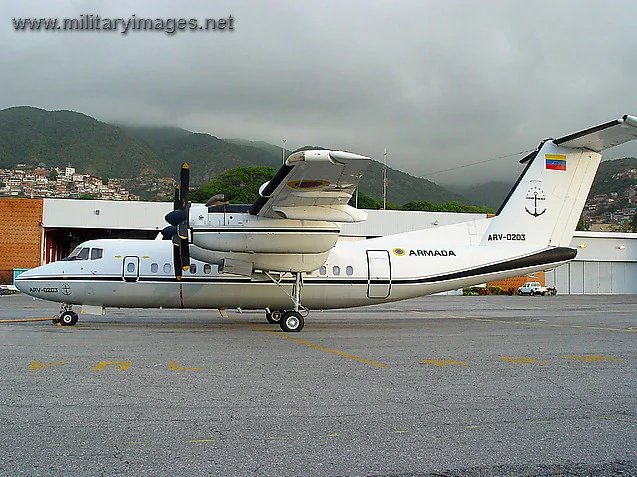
[162, 163, 190, 279]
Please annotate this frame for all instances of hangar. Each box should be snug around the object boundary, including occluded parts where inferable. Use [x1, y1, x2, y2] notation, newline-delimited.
[2, 197, 636, 294]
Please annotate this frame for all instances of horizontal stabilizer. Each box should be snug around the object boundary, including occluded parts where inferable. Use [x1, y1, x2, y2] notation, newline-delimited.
[554, 114, 637, 151]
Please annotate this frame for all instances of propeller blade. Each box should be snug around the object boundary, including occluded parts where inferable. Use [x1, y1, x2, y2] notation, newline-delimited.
[173, 183, 181, 210]
[172, 235, 182, 280]
[178, 163, 189, 209]
[180, 237, 190, 271]
[177, 220, 188, 240]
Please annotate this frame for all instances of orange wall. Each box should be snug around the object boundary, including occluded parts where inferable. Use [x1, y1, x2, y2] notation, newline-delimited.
[0, 198, 43, 282]
[488, 271, 545, 290]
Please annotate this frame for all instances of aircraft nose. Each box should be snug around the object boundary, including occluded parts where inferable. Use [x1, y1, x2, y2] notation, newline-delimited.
[14, 268, 34, 293]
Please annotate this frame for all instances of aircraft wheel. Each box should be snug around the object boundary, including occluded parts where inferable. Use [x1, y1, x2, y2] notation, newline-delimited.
[60, 311, 79, 326]
[266, 310, 282, 324]
[529, 290, 535, 296]
[279, 311, 304, 332]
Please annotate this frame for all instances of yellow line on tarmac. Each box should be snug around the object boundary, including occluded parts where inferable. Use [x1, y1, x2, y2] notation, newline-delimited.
[229, 316, 388, 369]
[0, 317, 55, 324]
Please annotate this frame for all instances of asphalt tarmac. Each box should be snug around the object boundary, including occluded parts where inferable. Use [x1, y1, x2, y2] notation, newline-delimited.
[1, 293, 635, 476]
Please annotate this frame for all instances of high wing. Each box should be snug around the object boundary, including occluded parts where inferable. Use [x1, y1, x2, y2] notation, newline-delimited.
[249, 150, 371, 223]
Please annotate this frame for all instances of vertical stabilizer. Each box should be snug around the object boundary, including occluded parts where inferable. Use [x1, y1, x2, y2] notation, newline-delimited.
[482, 115, 637, 248]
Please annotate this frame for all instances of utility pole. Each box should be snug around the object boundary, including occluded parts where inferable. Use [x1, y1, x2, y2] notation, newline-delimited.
[383, 148, 387, 210]
[282, 139, 287, 164]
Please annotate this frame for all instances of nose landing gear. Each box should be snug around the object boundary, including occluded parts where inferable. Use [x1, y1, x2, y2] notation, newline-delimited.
[55, 304, 78, 326]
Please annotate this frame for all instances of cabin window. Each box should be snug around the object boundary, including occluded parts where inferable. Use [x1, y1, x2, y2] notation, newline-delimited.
[319, 266, 327, 276]
[163, 263, 172, 274]
[76, 247, 89, 261]
[346, 266, 353, 276]
[333, 265, 340, 276]
[126, 262, 136, 273]
[150, 263, 158, 273]
[203, 264, 212, 274]
[190, 264, 197, 274]
[90, 248, 103, 260]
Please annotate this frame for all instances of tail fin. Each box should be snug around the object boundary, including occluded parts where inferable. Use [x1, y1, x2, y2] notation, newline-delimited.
[482, 115, 637, 247]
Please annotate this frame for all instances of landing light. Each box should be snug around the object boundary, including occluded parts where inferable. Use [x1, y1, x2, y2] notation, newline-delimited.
[618, 244, 626, 250]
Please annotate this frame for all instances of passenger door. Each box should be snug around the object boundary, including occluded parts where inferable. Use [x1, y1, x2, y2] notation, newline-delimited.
[123, 256, 140, 282]
[367, 250, 391, 298]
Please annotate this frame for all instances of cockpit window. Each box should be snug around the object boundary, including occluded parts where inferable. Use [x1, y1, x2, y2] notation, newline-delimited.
[63, 246, 89, 261]
[67, 246, 81, 259]
[90, 248, 103, 260]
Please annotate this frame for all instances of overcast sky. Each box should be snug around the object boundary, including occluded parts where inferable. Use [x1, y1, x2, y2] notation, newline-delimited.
[2, 0, 637, 186]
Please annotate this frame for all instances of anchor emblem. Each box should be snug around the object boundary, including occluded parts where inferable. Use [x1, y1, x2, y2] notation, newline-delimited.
[61, 284, 72, 296]
[525, 186, 546, 217]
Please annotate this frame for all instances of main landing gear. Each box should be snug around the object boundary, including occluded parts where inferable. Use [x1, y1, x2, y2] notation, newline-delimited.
[54, 303, 78, 327]
[264, 272, 308, 332]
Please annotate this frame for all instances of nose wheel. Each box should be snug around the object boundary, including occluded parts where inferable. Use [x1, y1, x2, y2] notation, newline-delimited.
[56, 304, 79, 326]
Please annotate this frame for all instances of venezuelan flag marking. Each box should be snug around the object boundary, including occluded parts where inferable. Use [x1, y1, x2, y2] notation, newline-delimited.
[545, 154, 566, 171]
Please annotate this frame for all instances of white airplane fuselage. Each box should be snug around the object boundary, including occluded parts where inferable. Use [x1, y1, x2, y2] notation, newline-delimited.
[15, 217, 574, 311]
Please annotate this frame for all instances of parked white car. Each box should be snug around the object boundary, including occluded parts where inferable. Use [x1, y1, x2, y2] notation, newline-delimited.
[517, 281, 550, 296]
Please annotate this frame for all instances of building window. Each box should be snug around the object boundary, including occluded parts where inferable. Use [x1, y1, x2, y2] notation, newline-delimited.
[333, 265, 340, 276]
[203, 264, 212, 274]
[90, 248, 103, 260]
[163, 263, 172, 274]
[346, 266, 353, 276]
[150, 263, 158, 273]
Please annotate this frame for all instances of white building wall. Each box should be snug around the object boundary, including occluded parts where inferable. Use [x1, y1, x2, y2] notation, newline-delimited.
[42, 198, 172, 231]
[545, 232, 637, 294]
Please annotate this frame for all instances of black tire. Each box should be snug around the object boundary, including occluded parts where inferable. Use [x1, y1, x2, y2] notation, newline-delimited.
[266, 310, 282, 324]
[541, 291, 546, 296]
[517, 290, 522, 296]
[279, 311, 304, 332]
[529, 290, 535, 296]
[60, 311, 78, 326]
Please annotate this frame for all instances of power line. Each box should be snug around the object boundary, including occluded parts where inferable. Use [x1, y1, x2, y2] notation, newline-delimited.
[420, 149, 535, 178]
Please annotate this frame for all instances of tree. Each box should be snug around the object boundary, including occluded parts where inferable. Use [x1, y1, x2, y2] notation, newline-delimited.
[190, 166, 277, 204]
[576, 214, 591, 231]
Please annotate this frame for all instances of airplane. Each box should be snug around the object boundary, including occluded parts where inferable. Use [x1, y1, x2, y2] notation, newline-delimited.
[15, 115, 637, 332]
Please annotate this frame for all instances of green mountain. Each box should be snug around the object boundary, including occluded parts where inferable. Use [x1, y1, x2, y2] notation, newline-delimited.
[452, 158, 637, 212]
[0, 106, 470, 205]
[0, 106, 161, 178]
[588, 157, 637, 197]
[449, 181, 512, 210]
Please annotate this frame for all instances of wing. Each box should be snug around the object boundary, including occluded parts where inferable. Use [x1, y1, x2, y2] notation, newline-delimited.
[249, 150, 371, 222]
